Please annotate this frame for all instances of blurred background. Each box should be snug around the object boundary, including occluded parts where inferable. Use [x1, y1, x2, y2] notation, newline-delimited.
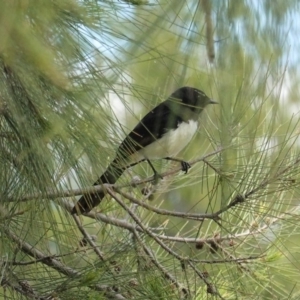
[0, 1, 300, 299]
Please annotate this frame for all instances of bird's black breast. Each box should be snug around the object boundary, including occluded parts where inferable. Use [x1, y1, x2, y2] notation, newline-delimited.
[117, 102, 182, 158]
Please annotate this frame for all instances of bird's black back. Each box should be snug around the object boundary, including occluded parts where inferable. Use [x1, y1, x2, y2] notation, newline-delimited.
[116, 102, 181, 159]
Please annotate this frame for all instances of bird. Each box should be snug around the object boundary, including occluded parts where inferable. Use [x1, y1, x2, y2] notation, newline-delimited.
[72, 86, 217, 214]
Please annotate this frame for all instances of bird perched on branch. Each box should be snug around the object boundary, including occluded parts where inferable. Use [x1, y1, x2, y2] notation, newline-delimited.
[72, 86, 217, 214]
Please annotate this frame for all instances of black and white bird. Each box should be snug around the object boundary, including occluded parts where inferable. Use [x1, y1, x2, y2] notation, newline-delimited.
[72, 86, 217, 214]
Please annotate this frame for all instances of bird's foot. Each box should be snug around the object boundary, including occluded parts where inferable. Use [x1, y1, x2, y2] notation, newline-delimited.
[153, 172, 163, 184]
[181, 161, 191, 174]
[165, 157, 191, 174]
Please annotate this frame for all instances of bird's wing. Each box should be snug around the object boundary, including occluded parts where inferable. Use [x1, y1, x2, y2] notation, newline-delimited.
[117, 102, 181, 158]
[72, 102, 180, 215]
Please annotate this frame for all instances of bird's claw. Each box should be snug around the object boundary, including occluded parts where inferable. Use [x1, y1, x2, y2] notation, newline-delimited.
[181, 161, 191, 174]
[153, 172, 163, 184]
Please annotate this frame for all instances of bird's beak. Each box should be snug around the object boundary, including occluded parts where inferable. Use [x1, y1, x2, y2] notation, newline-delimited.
[209, 99, 218, 104]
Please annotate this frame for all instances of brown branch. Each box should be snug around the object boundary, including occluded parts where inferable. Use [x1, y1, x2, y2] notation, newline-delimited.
[105, 187, 221, 296]
[187, 262, 223, 298]
[201, 0, 215, 63]
[106, 187, 190, 293]
[1, 224, 127, 298]
[5, 148, 222, 203]
[2, 225, 80, 277]
[1, 277, 39, 299]
[1, 250, 88, 266]
[62, 200, 146, 233]
[115, 188, 220, 221]
[217, 243, 251, 273]
[196, 255, 265, 264]
[131, 229, 189, 297]
[62, 198, 297, 252]
[72, 214, 105, 261]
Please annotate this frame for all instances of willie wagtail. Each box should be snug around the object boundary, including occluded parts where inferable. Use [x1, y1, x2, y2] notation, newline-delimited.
[72, 86, 217, 214]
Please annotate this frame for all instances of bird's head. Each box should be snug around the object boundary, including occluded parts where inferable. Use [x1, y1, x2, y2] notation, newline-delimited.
[170, 86, 217, 112]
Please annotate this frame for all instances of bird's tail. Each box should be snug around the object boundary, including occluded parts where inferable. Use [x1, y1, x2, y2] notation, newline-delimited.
[71, 158, 124, 214]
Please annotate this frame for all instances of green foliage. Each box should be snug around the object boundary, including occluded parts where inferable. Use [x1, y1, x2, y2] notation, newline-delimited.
[0, 0, 300, 299]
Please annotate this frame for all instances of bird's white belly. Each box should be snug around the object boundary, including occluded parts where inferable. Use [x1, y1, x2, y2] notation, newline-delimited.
[132, 120, 198, 162]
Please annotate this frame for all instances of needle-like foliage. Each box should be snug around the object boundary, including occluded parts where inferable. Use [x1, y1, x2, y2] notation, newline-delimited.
[1, 1, 300, 299]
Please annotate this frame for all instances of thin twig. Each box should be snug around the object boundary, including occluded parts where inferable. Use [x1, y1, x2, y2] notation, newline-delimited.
[5, 148, 222, 203]
[131, 229, 189, 296]
[1, 224, 127, 298]
[115, 188, 220, 221]
[106, 187, 218, 295]
[73, 214, 105, 261]
[215, 156, 300, 216]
